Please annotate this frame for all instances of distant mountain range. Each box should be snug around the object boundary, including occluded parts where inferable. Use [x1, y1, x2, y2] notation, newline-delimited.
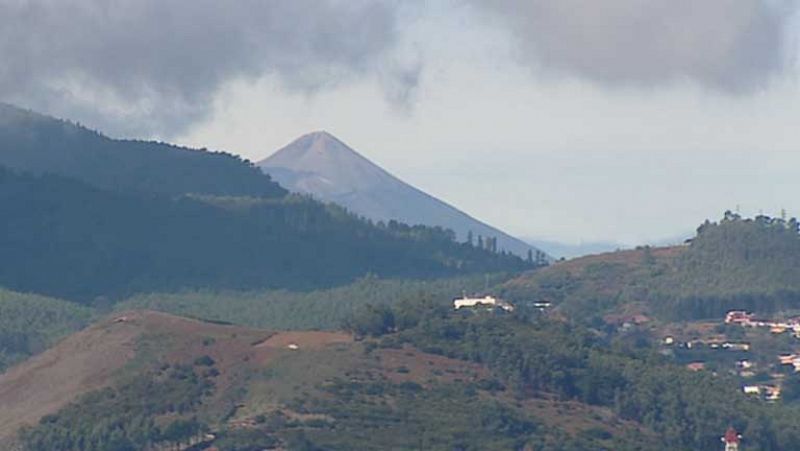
[259, 131, 547, 259]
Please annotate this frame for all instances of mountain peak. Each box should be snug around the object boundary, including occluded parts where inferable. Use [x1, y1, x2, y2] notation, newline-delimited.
[304, 130, 336, 140]
[258, 132, 547, 259]
[262, 130, 375, 178]
[289, 130, 359, 157]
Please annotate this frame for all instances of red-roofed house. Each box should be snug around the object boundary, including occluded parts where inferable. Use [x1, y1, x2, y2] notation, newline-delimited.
[723, 426, 740, 451]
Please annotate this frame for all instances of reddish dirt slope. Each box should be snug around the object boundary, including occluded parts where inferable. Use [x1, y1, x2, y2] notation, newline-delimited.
[0, 312, 141, 439]
[0, 310, 354, 441]
[0, 311, 273, 439]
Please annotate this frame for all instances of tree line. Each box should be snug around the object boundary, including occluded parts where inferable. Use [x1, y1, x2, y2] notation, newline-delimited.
[346, 299, 800, 450]
[0, 167, 531, 304]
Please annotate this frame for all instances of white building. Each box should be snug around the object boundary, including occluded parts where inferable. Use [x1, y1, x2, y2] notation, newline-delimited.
[453, 295, 514, 312]
[743, 385, 761, 395]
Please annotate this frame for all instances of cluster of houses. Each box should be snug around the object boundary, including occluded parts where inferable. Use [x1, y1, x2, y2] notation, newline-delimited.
[723, 310, 800, 401]
[666, 310, 800, 402]
[725, 310, 800, 337]
[742, 383, 782, 402]
[663, 335, 751, 353]
[682, 339, 751, 351]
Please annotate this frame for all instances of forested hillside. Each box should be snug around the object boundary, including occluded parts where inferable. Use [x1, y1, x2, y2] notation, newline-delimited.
[14, 300, 800, 450]
[7, 309, 661, 450]
[0, 167, 530, 303]
[502, 212, 800, 321]
[0, 103, 286, 198]
[0, 289, 93, 372]
[118, 274, 512, 330]
[350, 301, 800, 450]
[665, 212, 800, 296]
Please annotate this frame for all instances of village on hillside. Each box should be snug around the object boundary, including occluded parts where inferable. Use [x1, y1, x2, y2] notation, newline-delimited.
[652, 309, 800, 403]
[451, 292, 800, 409]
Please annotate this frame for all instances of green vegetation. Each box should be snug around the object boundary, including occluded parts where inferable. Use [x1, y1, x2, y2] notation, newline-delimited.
[348, 302, 800, 450]
[212, 429, 279, 450]
[119, 274, 510, 330]
[653, 212, 800, 319]
[0, 167, 530, 303]
[18, 364, 214, 451]
[291, 372, 655, 450]
[503, 212, 800, 322]
[9, 301, 659, 451]
[31, 294, 793, 449]
[0, 103, 286, 198]
[304, 381, 549, 450]
[0, 288, 93, 372]
[14, 106, 800, 449]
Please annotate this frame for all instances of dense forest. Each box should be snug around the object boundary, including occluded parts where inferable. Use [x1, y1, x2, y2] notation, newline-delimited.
[653, 212, 800, 319]
[0, 103, 286, 198]
[502, 212, 800, 322]
[0, 288, 93, 372]
[0, 167, 530, 303]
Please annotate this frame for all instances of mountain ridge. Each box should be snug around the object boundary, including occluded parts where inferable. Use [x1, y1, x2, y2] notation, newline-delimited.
[259, 131, 547, 259]
[0, 102, 286, 198]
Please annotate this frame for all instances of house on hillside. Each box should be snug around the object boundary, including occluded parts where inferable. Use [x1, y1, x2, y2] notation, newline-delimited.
[603, 314, 650, 331]
[722, 426, 741, 451]
[777, 354, 800, 371]
[765, 385, 781, 402]
[725, 310, 753, 325]
[723, 342, 750, 352]
[779, 354, 796, 365]
[453, 295, 514, 312]
[743, 385, 761, 395]
[686, 362, 706, 372]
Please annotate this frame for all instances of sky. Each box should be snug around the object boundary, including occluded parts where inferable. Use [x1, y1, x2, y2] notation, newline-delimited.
[2, 0, 799, 246]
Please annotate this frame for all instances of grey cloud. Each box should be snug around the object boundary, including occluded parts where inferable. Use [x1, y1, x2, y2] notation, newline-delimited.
[0, 0, 407, 137]
[472, 0, 797, 92]
[379, 56, 423, 113]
